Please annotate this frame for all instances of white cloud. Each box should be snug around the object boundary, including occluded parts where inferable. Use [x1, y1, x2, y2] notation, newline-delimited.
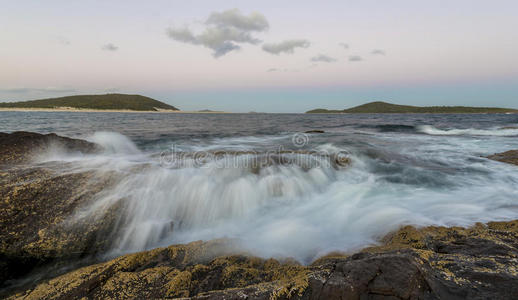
[102, 43, 119, 51]
[166, 28, 198, 44]
[310, 54, 337, 63]
[206, 9, 269, 31]
[371, 49, 386, 55]
[349, 55, 363, 62]
[166, 9, 269, 58]
[262, 39, 310, 55]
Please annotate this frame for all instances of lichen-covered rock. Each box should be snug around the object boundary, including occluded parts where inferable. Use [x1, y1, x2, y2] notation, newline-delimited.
[9, 221, 518, 299]
[0, 132, 112, 286]
[6, 239, 309, 300]
[488, 150, 518, 166]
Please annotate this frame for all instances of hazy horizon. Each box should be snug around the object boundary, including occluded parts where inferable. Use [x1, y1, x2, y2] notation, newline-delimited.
[1, 0, 517, 112]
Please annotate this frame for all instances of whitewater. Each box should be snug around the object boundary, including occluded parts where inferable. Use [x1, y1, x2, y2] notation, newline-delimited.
[2, 111, 518, 263]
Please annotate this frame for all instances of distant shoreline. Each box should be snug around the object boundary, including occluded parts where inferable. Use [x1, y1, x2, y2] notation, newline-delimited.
[0, 107, 232, 114]
[306, 101, 518, 114]
[306, 111, 517, 114]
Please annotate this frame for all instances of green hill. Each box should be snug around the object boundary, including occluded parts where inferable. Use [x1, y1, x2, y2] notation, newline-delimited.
[306, 101, 518, 114]
[0, 94, 179, 111]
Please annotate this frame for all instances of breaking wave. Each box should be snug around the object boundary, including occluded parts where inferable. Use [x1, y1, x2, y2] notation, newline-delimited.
[418, 125, 518, 136]
[41, 131, 518, 263]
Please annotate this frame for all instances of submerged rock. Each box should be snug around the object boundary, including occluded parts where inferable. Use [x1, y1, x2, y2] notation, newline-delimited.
[487, 150, 518, 166]
[304, 130, 325, 134]
[8, 221, 518, 299]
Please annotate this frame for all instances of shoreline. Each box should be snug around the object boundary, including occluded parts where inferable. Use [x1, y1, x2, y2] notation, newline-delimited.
[0, 107, 232, 113]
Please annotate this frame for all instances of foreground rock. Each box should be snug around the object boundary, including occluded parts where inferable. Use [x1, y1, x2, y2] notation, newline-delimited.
[0, 132, 113, 286]
[9, 221, 518, 299]
[488, 150, 518, 166]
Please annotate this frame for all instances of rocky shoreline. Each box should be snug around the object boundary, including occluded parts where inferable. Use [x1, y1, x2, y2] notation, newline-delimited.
[2, 132, 518, 299]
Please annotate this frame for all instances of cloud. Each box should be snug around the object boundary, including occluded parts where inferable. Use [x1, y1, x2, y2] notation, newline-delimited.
[310, 54, 337, 63]
[102, 43, 118, 51]
[348, 55, 363, 62]
[206, 9, 269, 31]
[339, 43, 349, 49]
[262, 39, 310, 55]
[166, 27, 198, 44]
[166, 9, 269, 58]
[1, 87, 76, 94]
[371, 49, 386, 55]
[266, 68, 278, 72]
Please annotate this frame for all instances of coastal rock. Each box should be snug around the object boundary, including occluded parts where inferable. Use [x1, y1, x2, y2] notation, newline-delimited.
[487, 150, 518, 166]
[0, 131, 99, 165]
[0, 132, 111, 286]
[9, 221, 518, 299]
[304, 130, 325, 134]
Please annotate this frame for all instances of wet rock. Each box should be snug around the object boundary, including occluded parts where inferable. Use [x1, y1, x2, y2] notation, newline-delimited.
[0, 131, 100, 165]
[304, 130, 325, 134]
[8, 221, 518, 299]
[487, 150, 518, 166]
[0, 132, 112, 287]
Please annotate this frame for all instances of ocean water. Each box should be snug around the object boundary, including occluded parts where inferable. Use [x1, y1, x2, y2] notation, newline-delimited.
[2, 111, 518, 262]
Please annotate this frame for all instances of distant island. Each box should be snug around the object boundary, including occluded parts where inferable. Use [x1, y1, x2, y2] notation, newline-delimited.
[306, 101, 518, 114]
[197, 109, 225, 113]
[0, 94, 179, 112]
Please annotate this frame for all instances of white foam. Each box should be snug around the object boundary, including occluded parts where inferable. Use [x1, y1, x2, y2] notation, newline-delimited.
[46, 131, 518, 263]
[418, 125, 518, 136]
[87, 131, 141, 154]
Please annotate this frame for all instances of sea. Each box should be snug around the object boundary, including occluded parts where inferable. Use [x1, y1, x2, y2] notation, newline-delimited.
[2, 111, 518, 263]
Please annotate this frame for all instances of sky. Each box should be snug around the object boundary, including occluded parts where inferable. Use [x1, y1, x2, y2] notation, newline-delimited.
[1, 0, 517, 112]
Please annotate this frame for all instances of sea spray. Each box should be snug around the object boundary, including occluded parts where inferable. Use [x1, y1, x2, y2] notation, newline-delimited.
[35, 130, 518, 263]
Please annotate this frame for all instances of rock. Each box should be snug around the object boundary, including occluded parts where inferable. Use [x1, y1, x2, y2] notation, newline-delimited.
[0, 131, 100, 165]
[305, 130, 325, 134]
[0, 132, 112, 287]
[6, 239, 309, 300]
[8, 221, 518, 299]
[487, 150, 518, 166]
